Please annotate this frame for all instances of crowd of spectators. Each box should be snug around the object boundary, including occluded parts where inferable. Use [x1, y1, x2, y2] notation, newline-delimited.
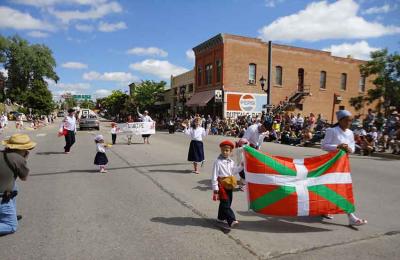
[164, 108, 400, 156]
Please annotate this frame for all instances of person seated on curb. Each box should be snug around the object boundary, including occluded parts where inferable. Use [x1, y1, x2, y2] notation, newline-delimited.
[0, 134, 36, 235]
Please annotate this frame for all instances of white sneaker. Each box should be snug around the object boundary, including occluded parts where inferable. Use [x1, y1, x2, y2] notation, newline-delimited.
[349, 218, 368, 226]
[230, 220, 239, 228]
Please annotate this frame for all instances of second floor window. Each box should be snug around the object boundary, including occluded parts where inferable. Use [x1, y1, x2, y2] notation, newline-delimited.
[275, 66, 283, 85]
[197, 66, 202, 86]
[216, 60, 222, 83]
[249, 63, 256, 84]
[320, 71, 326, 89]
[340, 73, 347, 90]
[205, 64, 213, 85]
[359, 76, 366, 92]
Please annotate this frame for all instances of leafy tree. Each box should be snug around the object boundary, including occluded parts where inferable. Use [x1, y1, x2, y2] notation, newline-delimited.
[131, 80, 166, 110]
[25, 79, 55, 115]
[62, 95, 77, 110]
[98, 90, 129, 117]
[349, 49, 400, 113]
[79, 99, 96, 110]
[0, 34, 59, 113]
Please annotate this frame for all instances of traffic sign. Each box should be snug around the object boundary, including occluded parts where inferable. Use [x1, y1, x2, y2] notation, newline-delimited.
[73, 95, 91, 100]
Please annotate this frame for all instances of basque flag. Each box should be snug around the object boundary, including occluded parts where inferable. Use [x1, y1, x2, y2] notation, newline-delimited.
[243, 146, 355, 216]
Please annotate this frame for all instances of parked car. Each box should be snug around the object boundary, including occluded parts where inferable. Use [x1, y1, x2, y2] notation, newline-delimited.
[57, 111, 65, 117]
[8, 111, 27, 121]
[79, 114, 100, 130]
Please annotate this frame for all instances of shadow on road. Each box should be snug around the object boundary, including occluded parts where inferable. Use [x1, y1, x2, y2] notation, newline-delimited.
[35, 151, 66, 155]
[148, 169, 192, 174]
[151, 216, 331, 233]
[237, 211, 357, 230]
[192, 179, 212, 191]
[29, 162, 191, 177]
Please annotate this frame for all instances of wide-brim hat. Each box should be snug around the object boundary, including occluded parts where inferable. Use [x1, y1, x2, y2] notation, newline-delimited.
[2, 134, 36, 150]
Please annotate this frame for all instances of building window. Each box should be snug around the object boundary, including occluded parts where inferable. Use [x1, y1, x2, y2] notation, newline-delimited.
[216, 60, 222, 83]
[340, 73, 347, 90]
[320, 71, 327, 89]
[275, 66, 283, 85]
[205, 64, 213, 85]
[359, 76, 366, 92]
[248, 63, 256, 84]
[197, 66, 202, 86]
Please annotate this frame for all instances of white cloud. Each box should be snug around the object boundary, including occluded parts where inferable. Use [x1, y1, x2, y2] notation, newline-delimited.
[323, 40, 380, 60]
[362, 4, 392, 15]
[62, 62, 88, 69]
[27, 31, 49, 38]
[185, 49, 195, 62]
[55, 82, 91, 91]
[265, 0, 285, 8]
[0, 68, 8, 78]
[12, 0, 108, 7]
[98, 21, 127, 32]
[127, 47, 168, 57]
[94, 88, 111, 97]
[49, 1, 122, 23]
[0, 6, 54, 31]
[75, 24, 94, 32]
[83, 71, 138, 82]
[129, 59, 189, 79]
[258, 0, 400, 42]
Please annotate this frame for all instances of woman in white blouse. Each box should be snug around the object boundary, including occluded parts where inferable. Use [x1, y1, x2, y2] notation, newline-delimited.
[182, 117, 208, 174]
[321, 110, 367, 226]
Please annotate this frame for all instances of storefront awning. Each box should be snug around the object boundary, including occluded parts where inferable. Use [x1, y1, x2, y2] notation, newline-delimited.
[186, 90, 215, 107]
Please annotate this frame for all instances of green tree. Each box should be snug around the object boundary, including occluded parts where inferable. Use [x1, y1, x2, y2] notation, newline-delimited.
[25, 79, 55, 115]
[131, 80, 166, 110]
[79, 99, 96, 110]
[62, 95, 77, 110]
[98, 90, 129, 117]
[0, 35, 59, 113]
[349, 49, 400, 113]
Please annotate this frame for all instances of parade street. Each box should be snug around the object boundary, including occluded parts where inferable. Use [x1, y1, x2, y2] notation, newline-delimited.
[1, 121, 400, 260]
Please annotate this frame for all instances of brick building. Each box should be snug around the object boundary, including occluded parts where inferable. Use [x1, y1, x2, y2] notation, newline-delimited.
[186, 33, 374, 121]
[170, 69, 195, 117]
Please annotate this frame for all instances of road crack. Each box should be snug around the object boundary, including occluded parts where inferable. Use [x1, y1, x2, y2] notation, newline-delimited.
[270, 231, 400, 259]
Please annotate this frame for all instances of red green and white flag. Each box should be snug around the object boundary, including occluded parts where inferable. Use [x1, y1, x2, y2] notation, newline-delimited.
[243, 146, 355, 216]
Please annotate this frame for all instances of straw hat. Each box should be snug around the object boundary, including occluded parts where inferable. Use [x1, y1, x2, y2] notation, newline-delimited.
[2, 134, 36, 150]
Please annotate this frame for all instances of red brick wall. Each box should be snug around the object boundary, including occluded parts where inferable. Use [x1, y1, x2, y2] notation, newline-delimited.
[195, 44, 223, 92]
[193, 34, 375, 119]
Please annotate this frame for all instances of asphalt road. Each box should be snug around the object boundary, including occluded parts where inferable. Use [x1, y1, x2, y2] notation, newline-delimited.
[1, 120, 399, 260]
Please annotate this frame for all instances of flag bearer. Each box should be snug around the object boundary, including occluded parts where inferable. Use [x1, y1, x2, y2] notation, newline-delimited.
[321, 110, 367, 226]
[211, 140, 243, 228]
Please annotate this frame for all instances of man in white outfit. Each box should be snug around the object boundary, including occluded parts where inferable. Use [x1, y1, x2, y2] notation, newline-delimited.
[321, 110, 367, 226]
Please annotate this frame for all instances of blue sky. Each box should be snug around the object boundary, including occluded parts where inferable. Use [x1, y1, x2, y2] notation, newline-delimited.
[0, 0, 399, 99]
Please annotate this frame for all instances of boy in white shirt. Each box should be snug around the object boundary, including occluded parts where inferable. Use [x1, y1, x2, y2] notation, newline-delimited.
[211, 140, 243, 228]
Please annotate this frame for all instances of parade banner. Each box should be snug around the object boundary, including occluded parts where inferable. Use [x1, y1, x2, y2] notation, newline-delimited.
[243, 146, 355, 216]
[224, 92, 267, 119]
[117, 122, 156, 135]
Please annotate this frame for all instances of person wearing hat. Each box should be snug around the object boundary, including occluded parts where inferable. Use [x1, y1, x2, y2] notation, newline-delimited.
[211, 140, 243, 228]
[63, 108, 77, 154]
[321, 110, 367, 226]
[94, 134, 109, 173]
[0, 134, 36, 235]
[137, 108, 153, 144]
